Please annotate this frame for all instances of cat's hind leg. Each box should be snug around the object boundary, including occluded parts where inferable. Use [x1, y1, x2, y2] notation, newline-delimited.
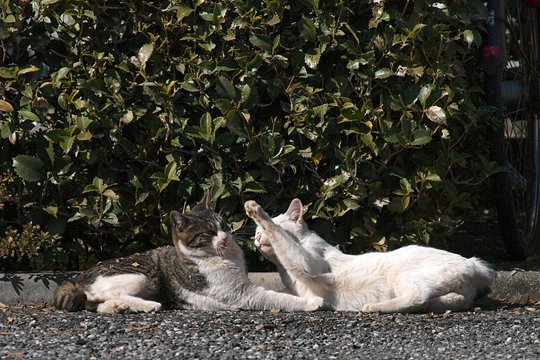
[425, 287, 476, 313]
[361, 281, 432, 313]
[363, 287, 475, 314]
[362, 295, 428, 314]
[88, 273, 162, 313]
[96, 296, 162, 314]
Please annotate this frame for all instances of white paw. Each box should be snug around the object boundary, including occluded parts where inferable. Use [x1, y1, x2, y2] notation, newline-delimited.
[141, 301, 162, 313]
[362, 304, 374, 313]
[306, 297, 325, 311]
[97, 301, 129, 314]
[244, 200, 262, 219]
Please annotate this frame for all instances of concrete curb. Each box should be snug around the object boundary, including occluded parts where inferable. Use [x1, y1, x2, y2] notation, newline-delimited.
[1, 269, 540, 307]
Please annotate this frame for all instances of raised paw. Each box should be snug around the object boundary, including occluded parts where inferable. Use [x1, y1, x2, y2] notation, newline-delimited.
[244, 200, 268, 222]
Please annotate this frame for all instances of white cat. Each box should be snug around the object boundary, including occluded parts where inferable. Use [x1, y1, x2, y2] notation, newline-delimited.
[245, 198, 496, 313]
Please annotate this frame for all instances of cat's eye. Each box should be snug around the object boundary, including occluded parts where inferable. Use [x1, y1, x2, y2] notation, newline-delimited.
[187, 234, 210, 248]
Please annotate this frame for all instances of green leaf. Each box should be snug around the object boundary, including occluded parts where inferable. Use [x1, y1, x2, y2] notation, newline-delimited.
[0, 67, 17, 79]
[18, 110, 40, 122]
[424, 173, 442, 182]
[249, 34, 273, 52]
[139, 43, 154, 64]
[18, 65, 40, 75]
[399, 178, 412, 194]
[267, 13, 281, 26]
[418, 85, 433, 108]
[44, 206, 59, 218]
[0, 99, 14, 112]
[200, 112, 214, 141]
[12, 155, 46, 182]
[401, 195, 410, 210]
[425, 106, 447, 124]
[463, 30, 475, 47]
[136, 43, 154, 70]
[164, 161, 180, 182]
[44, 129, 75, 153]
[305, 50, 321, 69]
[151, 160, 179, 192]
[1, 122, 15, 138]
[102, 213, 119, 225]
[299, 16, 317, 42]
[216, 76, 237, 99]
[410, 129, 432, 145]
[4, 14, 16, 23]
[294, 0, 319, 11]
[175, 5, 193, 21]
[361, 133, 378, 155]
[374, 68, 393, 79]
[102, 189, 119, 201]
[52, 67, 71, 85]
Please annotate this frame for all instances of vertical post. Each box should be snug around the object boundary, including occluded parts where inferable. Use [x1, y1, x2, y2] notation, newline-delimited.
[483, 0, 526, 260]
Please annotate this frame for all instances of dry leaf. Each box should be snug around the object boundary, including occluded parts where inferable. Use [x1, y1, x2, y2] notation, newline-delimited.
[510, 268, 524, 276]
[131, 322, 158, 330]
[270, 308, 282, 314]
[143, 338, 160, 343]
[40, 305, 54, 313]
[132, 262, 140, 267]
[0, 301, 9, 309]
[80, 322, 88, 329]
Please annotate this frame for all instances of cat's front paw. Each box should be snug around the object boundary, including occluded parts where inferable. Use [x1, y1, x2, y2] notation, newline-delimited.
[244, 200, 264, 220]
[362, 303, 375, 313]
[97, 300, 129, 314]
[140, 301, 162, 313]
[306, 296, 325, 311]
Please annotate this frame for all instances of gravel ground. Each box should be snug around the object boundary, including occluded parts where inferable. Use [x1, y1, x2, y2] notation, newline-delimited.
[1, 303, 540, 359]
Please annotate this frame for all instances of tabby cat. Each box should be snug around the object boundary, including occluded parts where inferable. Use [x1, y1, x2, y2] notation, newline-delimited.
[53, 194, 323, 313]
[245, 198, 496, 313]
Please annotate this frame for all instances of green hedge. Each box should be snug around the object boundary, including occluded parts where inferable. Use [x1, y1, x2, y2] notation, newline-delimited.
[0, 0, 497, 270]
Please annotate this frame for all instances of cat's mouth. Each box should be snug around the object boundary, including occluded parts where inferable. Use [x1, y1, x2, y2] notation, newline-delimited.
[254, 238, 272, 250]
[215, 236, 232, 256]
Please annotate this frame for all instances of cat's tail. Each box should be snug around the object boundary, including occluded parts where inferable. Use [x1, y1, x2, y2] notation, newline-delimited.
[52, 281, 100, 312]
[469, 257, 497, 297]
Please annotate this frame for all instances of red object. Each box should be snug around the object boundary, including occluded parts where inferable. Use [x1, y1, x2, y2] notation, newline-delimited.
[482, 45, 502, 57]
[524, 0, 540, 8]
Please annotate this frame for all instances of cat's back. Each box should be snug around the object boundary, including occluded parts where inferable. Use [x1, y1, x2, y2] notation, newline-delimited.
[73, 247, 165, 286]
[385, 245, 495, 281]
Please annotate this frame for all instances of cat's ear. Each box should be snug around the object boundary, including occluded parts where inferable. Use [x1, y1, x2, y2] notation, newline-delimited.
[170, 211, 188, 228]
[286, 198, 304, 223]
[198, 192, 212, 209]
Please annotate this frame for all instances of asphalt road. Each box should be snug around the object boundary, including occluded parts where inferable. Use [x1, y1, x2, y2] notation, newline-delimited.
[1, 302, 540, 359]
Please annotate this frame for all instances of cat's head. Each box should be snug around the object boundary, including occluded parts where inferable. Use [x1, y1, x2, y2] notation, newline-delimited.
[254, 198, 307, 262]
[170, 193, 236, 258]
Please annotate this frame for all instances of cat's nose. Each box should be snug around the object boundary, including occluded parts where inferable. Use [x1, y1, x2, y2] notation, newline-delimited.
[255, 233, 261, 241]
